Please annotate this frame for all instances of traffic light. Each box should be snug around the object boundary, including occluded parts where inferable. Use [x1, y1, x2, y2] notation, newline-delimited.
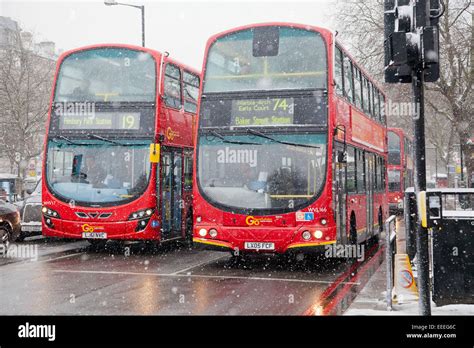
[384, 0, 415, 83]
[423, 0, 441, 82]
[384, 0, 441, 83]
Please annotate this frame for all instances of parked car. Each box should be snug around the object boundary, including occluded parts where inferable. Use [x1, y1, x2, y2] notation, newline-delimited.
[0, 198, 21, 246]
[15, 179, 42, 241]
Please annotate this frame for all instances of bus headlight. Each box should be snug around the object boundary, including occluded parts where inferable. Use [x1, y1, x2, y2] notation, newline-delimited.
[198, 228, 207, 237]
[209, 229, 218, 238]
[314, 230, 323, 239]
[42, 206, 61, 219]
[320, 218, 327, 226]
[129, 208, 154, 220]
[196, 216, 202, 223]
[302, 231, 311, 241]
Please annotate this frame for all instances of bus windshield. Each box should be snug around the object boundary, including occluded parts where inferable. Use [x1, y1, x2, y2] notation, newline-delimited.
[55, 48, 156, 103]
[198, 133, 327, 212]
[46, 139, 151, 206]
[203, 26, 327, 93]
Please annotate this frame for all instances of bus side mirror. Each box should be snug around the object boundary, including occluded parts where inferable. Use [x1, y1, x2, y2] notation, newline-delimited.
[337, 151, 347, 164]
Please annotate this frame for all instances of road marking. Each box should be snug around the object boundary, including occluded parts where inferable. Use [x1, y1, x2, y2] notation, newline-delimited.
[52, 269, 360, 285]
[0, 251, 85, 269]
[170, 254, 227, 275]
[40, 252, 85, 263]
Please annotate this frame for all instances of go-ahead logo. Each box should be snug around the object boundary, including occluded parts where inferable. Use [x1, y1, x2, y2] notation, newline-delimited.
[166, 127, 180, 141]
[245, 216, 272, 226]
[81, 224, 104, 233]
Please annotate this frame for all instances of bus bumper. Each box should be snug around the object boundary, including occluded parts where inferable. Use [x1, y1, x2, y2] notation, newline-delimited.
[42, 217, 162, 241]
[193, 226, 336, 254]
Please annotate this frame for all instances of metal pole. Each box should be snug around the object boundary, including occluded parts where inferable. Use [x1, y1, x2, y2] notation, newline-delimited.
[412, 66, 431, 316]
[460, 143, 464, 184]
[141, 5, 145, 47]
[435, 148, 438, 187]
[386, 218, 393, 311]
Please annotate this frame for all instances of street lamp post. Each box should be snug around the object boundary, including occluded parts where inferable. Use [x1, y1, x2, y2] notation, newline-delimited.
[104, 0, 145, 47]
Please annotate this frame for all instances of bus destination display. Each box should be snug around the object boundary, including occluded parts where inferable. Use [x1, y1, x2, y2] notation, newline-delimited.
[59, 112, 140, 130]
[231, 98, 294, 126]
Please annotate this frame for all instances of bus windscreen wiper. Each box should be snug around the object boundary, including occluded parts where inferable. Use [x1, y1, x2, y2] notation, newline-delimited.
[207, 130, 260, 146]
[246, 129, 320, 149]
[87, 133, 123, 145]
[53, 135, 82, 146]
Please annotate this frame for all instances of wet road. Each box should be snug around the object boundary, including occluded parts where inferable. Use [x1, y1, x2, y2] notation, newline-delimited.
[0, 237, 384, 315]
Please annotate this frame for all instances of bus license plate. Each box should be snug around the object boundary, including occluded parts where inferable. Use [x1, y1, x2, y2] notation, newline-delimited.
[244, 242, 275, 251]
[82, 232, 107, 239]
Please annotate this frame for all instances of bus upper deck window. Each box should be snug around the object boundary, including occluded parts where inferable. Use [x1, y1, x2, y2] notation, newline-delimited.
[253, 27, 280, 57]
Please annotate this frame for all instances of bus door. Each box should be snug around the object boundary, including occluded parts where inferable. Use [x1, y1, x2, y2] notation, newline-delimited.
[365, 153, 374, 238]
[161, 149, 183, 240]
[334, 143, 347, 244]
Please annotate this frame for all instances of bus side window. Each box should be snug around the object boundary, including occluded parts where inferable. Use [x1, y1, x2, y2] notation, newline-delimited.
[376, 156, 383, 191]
[380, 94, 387, 125]
[374, 87, 380, 122]
[354, 67, 362, 110]
[183, 71, 200, 114]
[370, 82, 377, 120]
[163, 64, 182, 109]
[347, 146, 356, 193]
[335, 47, 344, 96]
[362, 76, 370, 115]
[373, 155, 378, 190]
[356, 149, 365, 193]
[383, 158, 387, 189]
[184, 154, 193, 190]
[343, 54, 354, 103]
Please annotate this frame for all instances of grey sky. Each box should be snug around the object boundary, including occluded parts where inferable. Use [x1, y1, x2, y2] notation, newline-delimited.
[1, 0, 336, 69]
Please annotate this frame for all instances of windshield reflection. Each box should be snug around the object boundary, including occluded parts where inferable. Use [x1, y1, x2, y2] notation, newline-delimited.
[46, 140, 151, 205]
[198, 133, 327, 212]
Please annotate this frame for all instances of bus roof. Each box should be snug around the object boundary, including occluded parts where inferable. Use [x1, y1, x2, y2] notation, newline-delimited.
[56, 43, 199, 75]
[205, 22, 334, 44]
[388, 127, 413, 142]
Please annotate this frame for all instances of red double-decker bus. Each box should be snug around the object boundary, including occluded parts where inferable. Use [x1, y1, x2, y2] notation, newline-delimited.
[192, 23, 388, 256]
[387, 128, 414, 213]
[42, 44, 200, 247]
